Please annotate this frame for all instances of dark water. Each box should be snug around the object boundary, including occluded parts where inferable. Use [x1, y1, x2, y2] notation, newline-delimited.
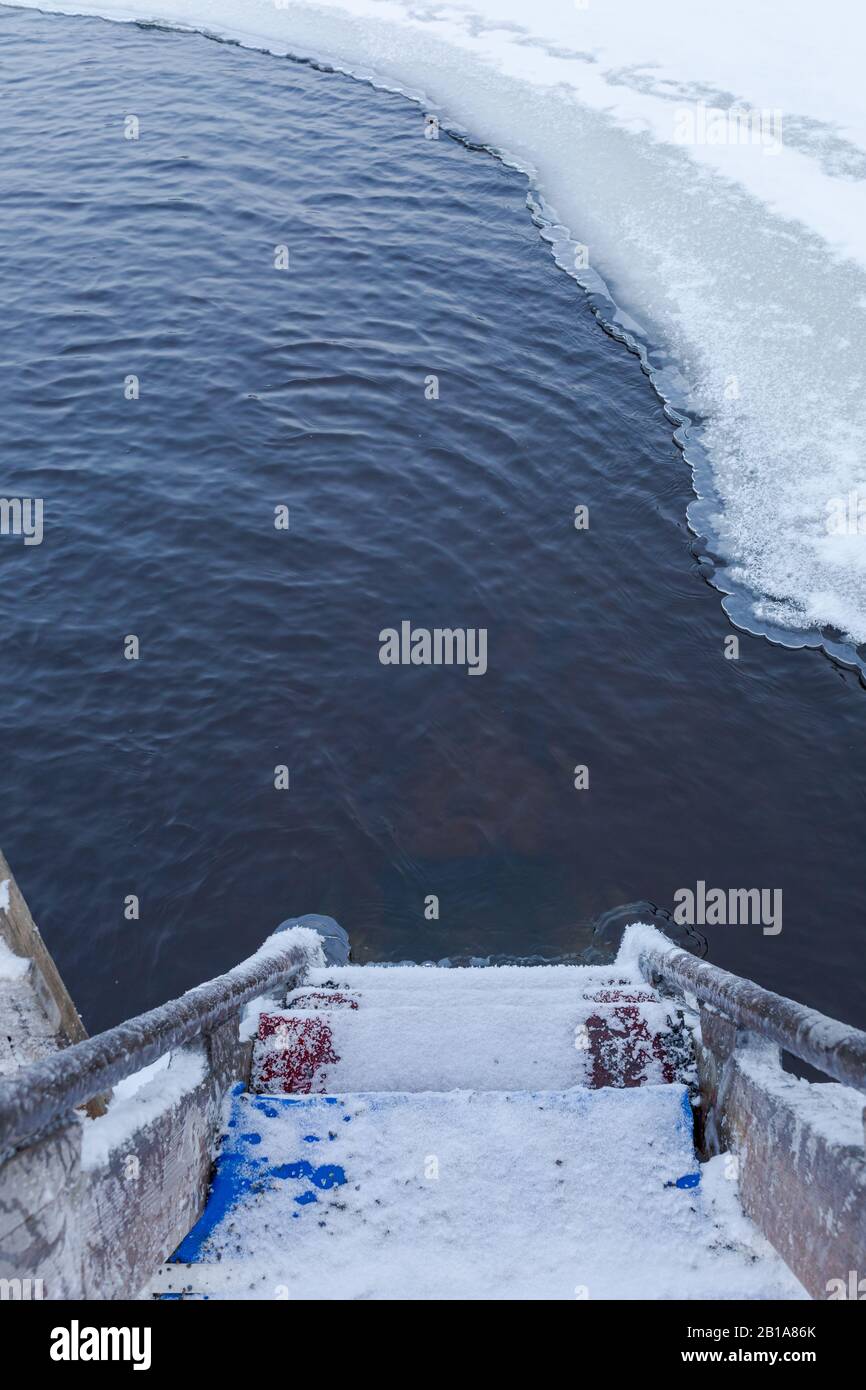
[0, 6, 864, 1036]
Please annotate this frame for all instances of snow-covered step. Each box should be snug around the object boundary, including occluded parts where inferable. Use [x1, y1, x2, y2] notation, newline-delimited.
[252, 993, 694, 1094]
[303, 964, 634, 994]
[159, 1088, 803, 1300]
[283, 977, 656, 1013]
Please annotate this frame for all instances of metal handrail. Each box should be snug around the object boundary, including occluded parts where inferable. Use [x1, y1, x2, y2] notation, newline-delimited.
[640, 944, 866, 1095]
[0, 928, 320, 1154]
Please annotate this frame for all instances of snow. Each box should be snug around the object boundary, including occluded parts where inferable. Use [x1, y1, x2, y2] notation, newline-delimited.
[0, 879, 11, 914]
[228, 924, 325, 974]
[0, 936, 29, 981]
[698, 1151, 804, 1273]
[15, 0, 866, 655]
[737, 1040, 866, 1151]
[110, 1051, 172, 1103]
[615, 921, 678, 970]
[161, 1087, 806, 1299]
[81, 1048, 205, 1169]
[238, 994, 275, 1041]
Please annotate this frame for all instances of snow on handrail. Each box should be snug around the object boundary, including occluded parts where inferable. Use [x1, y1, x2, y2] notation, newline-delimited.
[0, 925, 325, 1155]
[639, 941, 866, 1095]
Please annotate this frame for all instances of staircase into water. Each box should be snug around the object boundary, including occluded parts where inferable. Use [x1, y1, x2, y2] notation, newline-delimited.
[147, 961, 799, 1299]
[1, 860, 864, 1301]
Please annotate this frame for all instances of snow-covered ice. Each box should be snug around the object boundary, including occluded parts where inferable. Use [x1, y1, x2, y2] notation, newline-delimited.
[15, 0, 866, 656]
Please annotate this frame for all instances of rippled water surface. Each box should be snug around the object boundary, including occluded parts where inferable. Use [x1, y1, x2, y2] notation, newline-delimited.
[1, 6, 864, 1034]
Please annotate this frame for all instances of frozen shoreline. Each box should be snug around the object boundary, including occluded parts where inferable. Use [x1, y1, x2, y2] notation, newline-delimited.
[12, 0, 866, 657]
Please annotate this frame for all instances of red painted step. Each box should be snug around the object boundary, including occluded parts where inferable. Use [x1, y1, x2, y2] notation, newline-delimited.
[251, 983, 696, 1095]
[253, 1014, 340, 1094]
